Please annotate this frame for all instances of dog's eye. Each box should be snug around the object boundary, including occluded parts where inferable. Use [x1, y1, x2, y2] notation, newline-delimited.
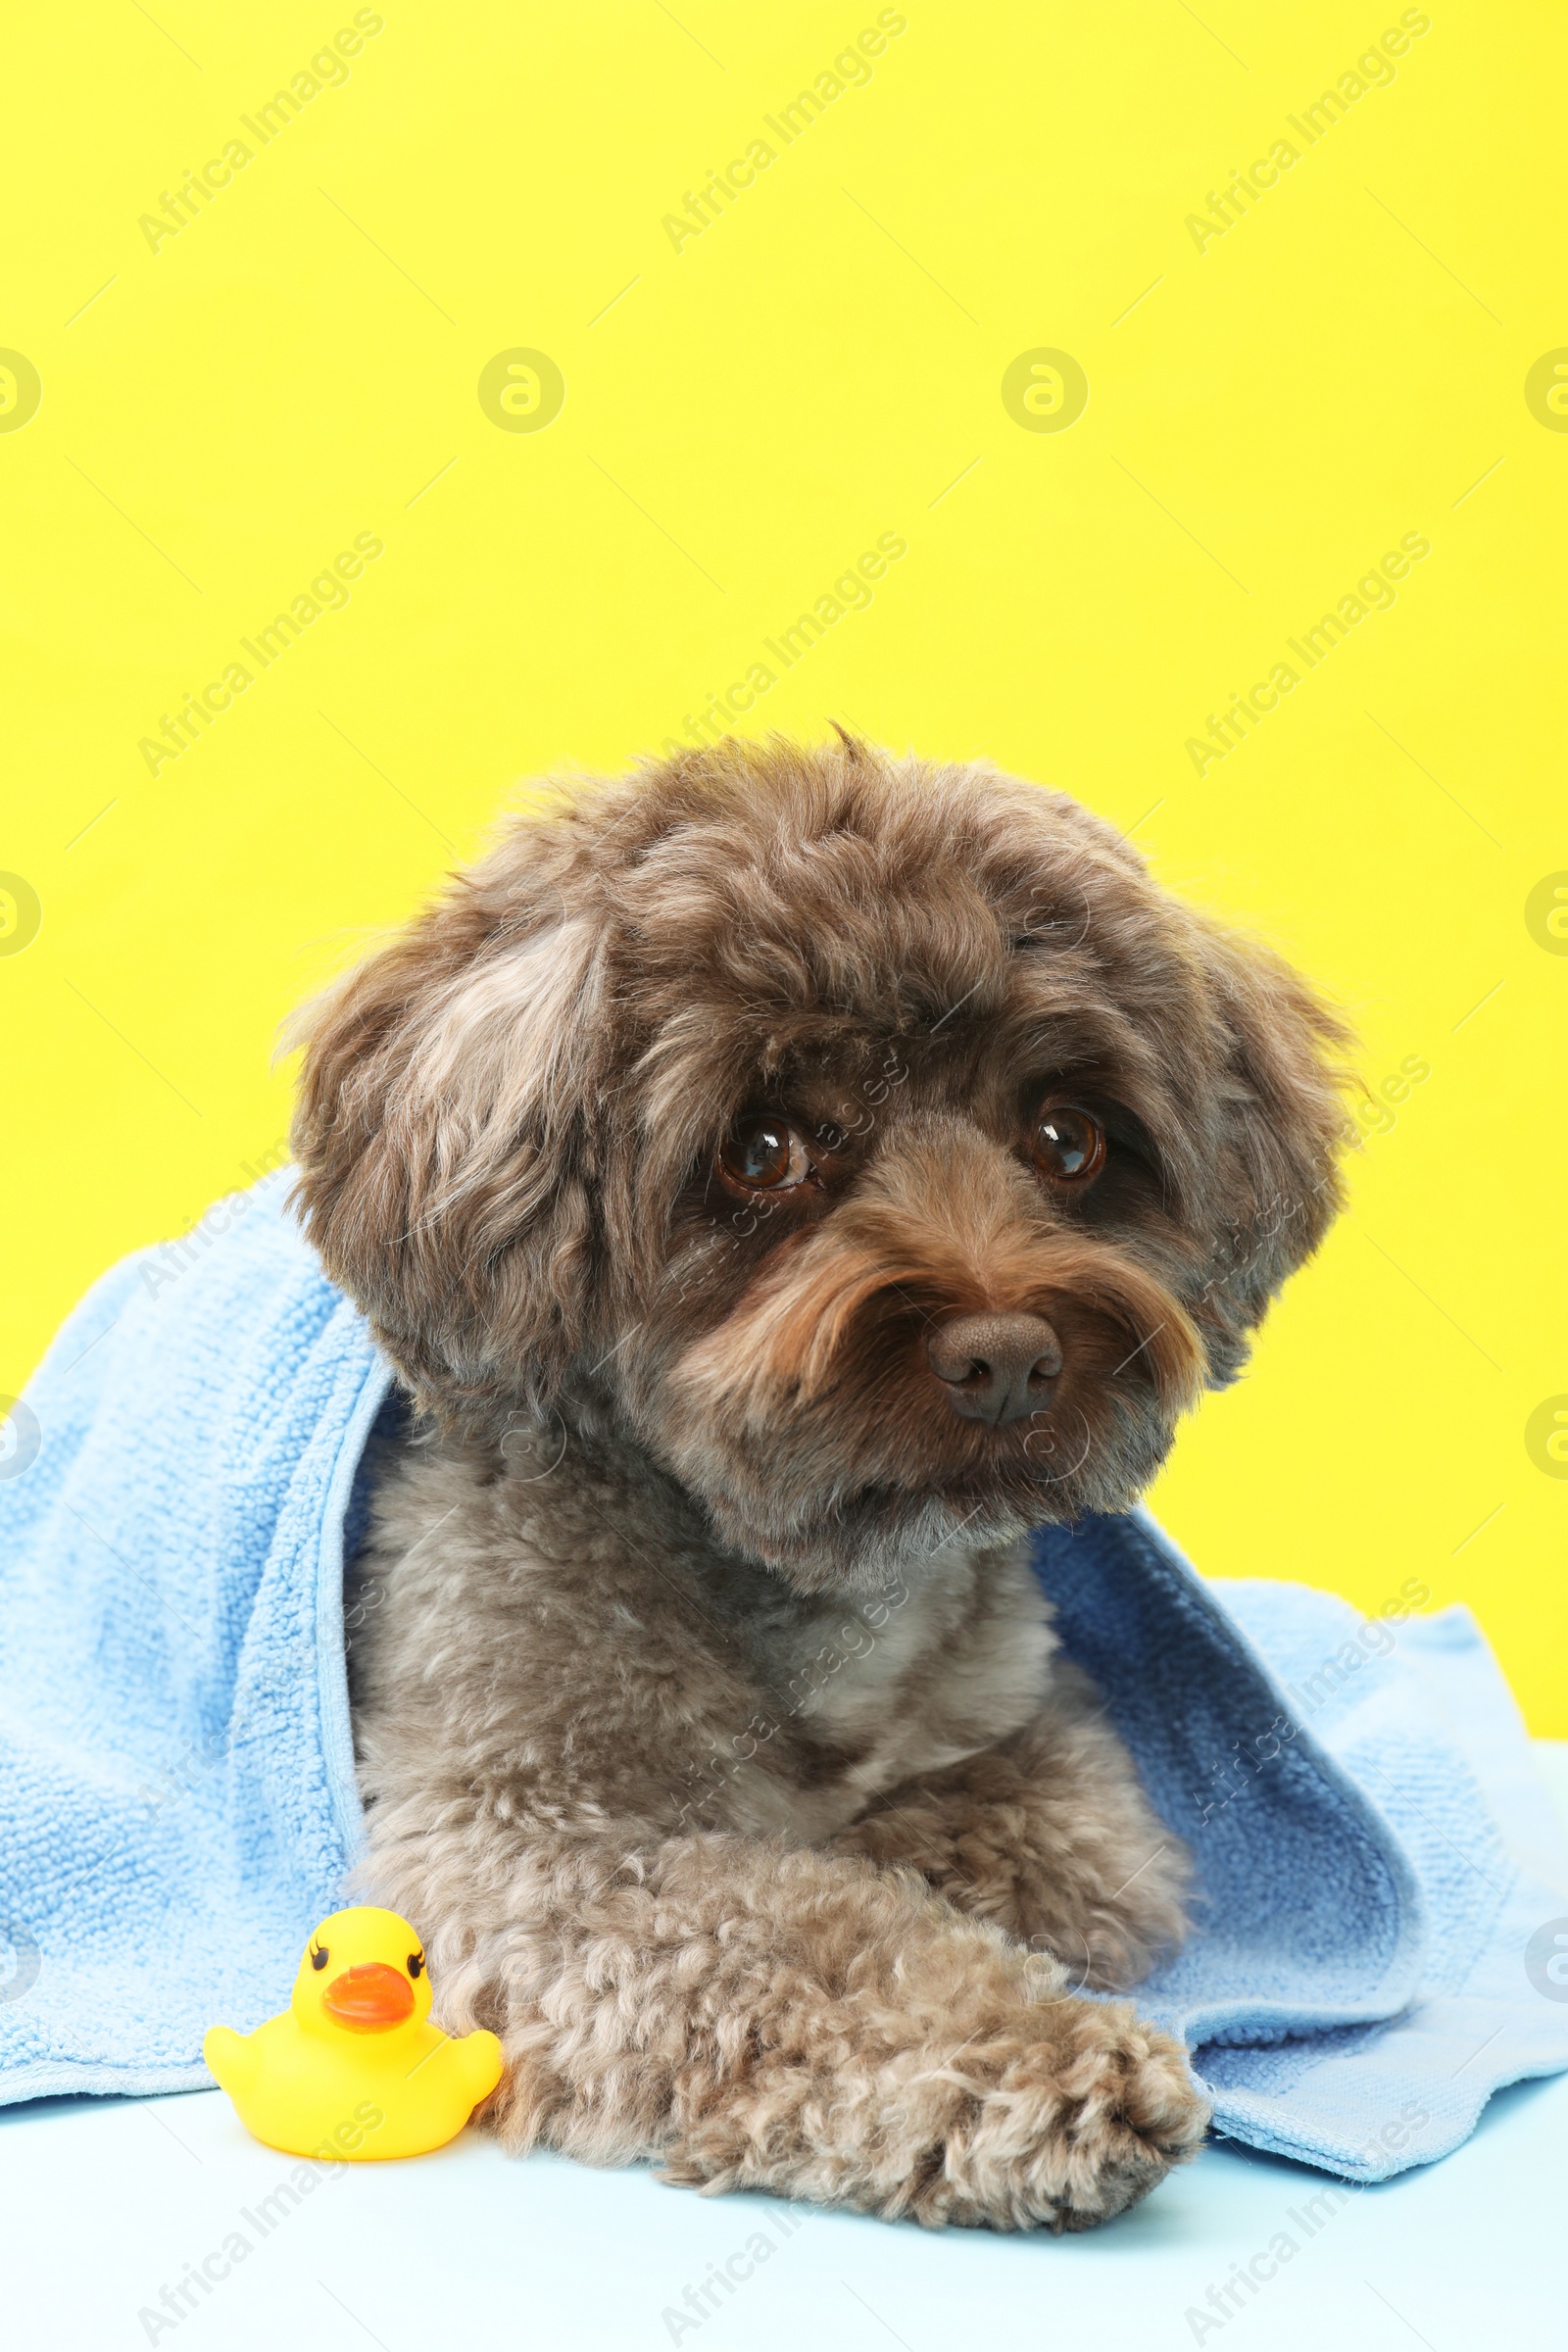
[718, 1115, 813, 1194]
[1032, 1104, 1105, 1184]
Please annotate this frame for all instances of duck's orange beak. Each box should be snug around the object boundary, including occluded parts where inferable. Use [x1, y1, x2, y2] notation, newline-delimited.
[322, 1962, 416, 2032]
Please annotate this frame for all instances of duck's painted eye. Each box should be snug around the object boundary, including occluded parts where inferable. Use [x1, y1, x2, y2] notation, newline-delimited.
[310, 1944, 329, 1972]
[408, 1952, 424, 1979]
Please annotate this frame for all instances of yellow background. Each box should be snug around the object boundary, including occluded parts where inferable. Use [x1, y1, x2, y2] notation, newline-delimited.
[3, 2, 1564, 1725]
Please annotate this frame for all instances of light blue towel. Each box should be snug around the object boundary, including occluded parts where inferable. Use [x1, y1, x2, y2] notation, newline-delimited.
[3, 1180, 1566, 2180]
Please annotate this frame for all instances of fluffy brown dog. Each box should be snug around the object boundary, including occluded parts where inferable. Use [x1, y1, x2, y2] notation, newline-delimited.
[289, 733, 1348, 2230]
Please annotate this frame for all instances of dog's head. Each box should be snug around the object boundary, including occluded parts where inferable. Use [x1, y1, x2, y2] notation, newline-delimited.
[290, 737, 1350, 1587]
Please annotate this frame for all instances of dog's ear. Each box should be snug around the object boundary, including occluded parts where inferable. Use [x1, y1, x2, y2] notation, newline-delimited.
[286, 845, 611, 1414]
[1187, 918, 1353, 1381]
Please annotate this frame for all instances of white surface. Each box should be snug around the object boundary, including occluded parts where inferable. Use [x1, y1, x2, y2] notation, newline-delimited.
[7, 1743, 1567, 2352]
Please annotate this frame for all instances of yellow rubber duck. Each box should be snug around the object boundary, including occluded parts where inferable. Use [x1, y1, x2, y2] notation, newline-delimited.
[203, 1905, 503, 2160]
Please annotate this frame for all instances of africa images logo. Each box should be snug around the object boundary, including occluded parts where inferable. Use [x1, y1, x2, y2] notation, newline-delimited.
[136, 14, 386, 254]
[1526, 1920, 1568, 2000]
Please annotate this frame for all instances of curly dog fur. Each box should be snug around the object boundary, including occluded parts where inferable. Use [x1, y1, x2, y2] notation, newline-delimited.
[288, 734, 1350, 2230]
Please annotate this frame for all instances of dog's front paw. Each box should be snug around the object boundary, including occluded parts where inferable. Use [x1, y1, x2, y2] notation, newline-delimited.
[919, 1998, 1208, 2230]
[661, 1975, 1207, 2231]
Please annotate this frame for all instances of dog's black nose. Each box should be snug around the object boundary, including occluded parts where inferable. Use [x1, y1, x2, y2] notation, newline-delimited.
[926, 1312, 1063, 1426]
